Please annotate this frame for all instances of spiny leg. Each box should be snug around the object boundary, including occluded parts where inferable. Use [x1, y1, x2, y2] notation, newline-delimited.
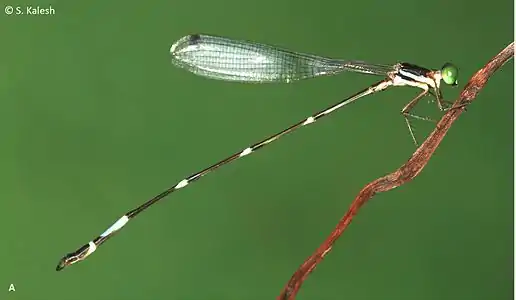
[432, 87, 468, 112]
[403, 84, 467, 146]
[439, 98, 455, 111]
[426, 89, 451, 107]
[432, 85, 463, 112]
[401, 89, 436, 146]
[441, 98, 469, 112]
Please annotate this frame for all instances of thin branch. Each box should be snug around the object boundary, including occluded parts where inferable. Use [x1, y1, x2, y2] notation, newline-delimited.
[277, 42, 514, 300]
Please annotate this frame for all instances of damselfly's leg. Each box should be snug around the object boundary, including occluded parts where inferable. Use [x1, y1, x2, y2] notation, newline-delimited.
[431, 84, 446, 112]
[431, 87, 468, 112]
[440, 95, 468, 112]
[401, 88, 436, 146]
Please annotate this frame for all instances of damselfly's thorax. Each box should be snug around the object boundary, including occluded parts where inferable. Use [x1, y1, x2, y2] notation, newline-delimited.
[387, 62, 441, 90]
[399, 63, 432, 77]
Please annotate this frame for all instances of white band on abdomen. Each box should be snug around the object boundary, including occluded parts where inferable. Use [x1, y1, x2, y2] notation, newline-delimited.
[100, 215, 130, 238]
[85, 241, 97, 256]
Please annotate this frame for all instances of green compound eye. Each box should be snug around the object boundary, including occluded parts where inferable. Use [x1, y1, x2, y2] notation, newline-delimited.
[441, 63, 459, 86]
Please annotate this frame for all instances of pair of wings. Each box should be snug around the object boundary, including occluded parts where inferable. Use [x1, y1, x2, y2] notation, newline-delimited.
[169, 34, 395, 83]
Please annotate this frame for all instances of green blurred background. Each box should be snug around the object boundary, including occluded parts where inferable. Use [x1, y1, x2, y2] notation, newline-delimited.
[0, 0, 513, 299]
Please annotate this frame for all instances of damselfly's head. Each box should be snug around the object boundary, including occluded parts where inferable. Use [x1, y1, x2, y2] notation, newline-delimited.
[440, 63, 459, 86]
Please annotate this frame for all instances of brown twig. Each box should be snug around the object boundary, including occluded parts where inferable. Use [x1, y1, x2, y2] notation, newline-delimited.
[278, 42, 514, 300]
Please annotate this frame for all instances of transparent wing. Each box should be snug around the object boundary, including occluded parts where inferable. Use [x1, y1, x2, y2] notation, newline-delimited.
[170, 34, 394, 83]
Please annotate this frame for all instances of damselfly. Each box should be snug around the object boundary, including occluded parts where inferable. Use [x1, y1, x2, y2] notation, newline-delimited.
[56, 34, 459, 271]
